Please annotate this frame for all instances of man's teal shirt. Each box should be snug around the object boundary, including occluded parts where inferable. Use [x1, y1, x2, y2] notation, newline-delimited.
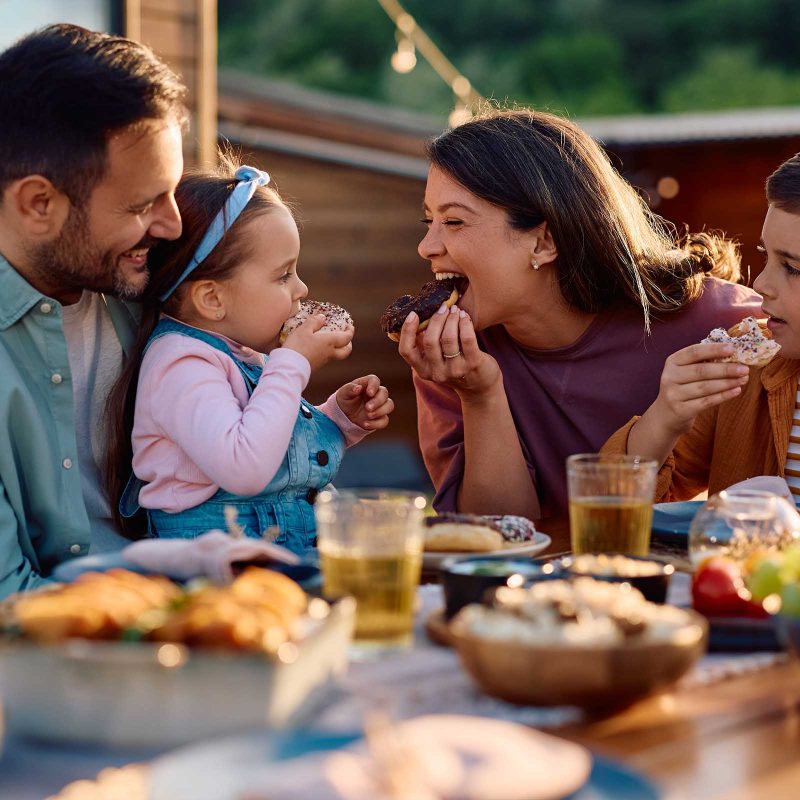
[0, 255, 137, 598]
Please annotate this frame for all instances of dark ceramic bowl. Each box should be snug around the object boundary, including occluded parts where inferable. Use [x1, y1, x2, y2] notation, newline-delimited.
[556, 554, 674, 604]
[440, 556, 563, 620]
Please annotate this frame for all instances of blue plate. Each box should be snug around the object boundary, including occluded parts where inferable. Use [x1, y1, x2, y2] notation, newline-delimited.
[151, 727, 662, 799]
[570, 755, 661, 799]
[271, 730, 663, 799]
[651, 501, 704, 537]
[51, 551, 322, 591]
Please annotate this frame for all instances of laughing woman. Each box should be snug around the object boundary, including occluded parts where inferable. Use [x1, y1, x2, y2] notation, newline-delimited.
[397, 108, 760, 539]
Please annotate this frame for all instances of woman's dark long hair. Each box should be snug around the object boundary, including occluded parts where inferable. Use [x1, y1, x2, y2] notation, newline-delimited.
[427, 107, 741, 331]
[105, 153, 287, 538]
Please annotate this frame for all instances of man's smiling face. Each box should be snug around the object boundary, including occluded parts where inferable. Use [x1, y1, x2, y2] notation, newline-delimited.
[32, 118, 184, 299]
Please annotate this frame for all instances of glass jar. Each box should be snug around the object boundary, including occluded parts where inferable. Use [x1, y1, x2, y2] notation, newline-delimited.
[689, 489, 800, 566]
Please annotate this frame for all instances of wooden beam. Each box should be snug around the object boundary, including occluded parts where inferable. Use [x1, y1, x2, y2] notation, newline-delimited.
[196, 0, 217, 166]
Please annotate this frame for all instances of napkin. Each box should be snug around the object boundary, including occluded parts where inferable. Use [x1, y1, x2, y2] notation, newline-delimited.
[725, 475, 794, 502]
[123, 530, 299, 585]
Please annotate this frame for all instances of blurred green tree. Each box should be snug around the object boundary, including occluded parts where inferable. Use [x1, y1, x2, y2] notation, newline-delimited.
[218, 0, 800, 117]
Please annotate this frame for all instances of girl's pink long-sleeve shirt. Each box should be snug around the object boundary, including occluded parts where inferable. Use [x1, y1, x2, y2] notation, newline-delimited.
[131, 331, 369, 513]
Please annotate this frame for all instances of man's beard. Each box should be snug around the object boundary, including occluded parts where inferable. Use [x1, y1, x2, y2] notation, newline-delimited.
[32, 207, 150, 300]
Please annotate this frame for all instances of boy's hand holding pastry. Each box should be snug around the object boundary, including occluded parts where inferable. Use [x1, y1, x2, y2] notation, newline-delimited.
[336, 374, 395, 430]
[648, 341, 749, 437]
[281, 313, 354, 371]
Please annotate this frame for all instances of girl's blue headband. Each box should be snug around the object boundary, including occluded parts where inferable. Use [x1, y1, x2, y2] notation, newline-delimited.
[159, 165, 271, 302]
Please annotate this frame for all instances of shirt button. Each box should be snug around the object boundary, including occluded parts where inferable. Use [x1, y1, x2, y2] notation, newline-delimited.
[62, 458, 73, 469]
[316, 450, 329, 466]
[69, 544, 81, 554]
[40, 303, 52, 314]
[51, 373, 63, 384]
[301, 406, 313, 419]
[306, 488, 318, 504]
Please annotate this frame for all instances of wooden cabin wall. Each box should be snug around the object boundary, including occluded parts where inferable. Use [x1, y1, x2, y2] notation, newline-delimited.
[611, 138, 800, 283]
[125, 0, 217, 166]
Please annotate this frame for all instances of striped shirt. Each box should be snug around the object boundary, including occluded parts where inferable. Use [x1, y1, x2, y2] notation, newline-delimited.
[785, 382, 800, 498]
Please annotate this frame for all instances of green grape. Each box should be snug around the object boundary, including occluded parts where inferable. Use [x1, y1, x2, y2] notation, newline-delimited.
[747, 559, 783, 601]
[780, 583, 800, 617]
[779, 546, 800, 583]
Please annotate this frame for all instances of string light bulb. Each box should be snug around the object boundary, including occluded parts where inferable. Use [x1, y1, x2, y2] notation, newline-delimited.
[378, 0, 484, 120]
[391, 37, 417, 73]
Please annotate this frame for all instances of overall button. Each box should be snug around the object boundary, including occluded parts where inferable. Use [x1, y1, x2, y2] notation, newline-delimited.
[316, 450, 329, 466]
[306, 488, 318, 504]
[301, 406, 313, 419]
[69, 544, 81, 554]
[51, 373, 63, 384]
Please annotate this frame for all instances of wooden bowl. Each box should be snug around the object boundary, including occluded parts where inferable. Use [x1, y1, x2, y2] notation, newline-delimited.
[449, 608, 708, 710]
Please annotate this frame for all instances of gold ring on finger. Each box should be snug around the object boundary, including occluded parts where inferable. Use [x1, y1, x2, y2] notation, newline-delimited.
[443, 351, 463, 359]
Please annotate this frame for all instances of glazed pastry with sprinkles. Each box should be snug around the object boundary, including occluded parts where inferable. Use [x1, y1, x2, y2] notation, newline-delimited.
[702, 316, 781, 367]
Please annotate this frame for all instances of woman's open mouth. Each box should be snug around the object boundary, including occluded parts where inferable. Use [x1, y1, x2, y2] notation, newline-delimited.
[434, 271, 469, 294]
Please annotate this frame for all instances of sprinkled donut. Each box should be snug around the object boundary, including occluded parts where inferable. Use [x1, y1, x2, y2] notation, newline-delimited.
[280, 300, 353, 344]
[702, 316, 780, 368]
[380, 276, 467, 342]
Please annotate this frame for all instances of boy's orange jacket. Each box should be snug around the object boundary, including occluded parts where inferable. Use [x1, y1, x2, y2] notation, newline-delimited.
[601, 356, 800, 502]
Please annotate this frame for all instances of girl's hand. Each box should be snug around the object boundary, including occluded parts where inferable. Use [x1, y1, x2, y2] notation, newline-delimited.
[397, 304, 500, 398]
[282, 314, 354, 371]
[336, 375, 395, 430]
[649, 341, 750, 437]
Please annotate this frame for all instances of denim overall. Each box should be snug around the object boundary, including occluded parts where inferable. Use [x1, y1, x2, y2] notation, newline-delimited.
[120, 318, 345, 554]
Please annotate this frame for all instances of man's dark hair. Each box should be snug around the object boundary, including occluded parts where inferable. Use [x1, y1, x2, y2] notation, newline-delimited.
[0, 24, 187, 204]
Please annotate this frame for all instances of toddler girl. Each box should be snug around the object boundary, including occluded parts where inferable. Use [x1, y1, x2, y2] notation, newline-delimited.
[602, 154, 800, 501]
[106, 159, 394, 553]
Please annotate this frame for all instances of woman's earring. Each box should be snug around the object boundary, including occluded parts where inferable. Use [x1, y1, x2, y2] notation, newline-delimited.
[531, 259, 540, 270]
[216, 311, 223, 319]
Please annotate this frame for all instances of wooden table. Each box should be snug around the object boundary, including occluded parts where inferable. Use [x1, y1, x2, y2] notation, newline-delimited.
[561, 660, 800, 799]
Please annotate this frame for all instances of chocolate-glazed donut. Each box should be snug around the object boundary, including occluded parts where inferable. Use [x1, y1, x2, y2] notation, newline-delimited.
[380, 277, 467, 341]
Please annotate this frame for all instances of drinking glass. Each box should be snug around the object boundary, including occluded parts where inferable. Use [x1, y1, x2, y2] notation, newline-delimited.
[689, 489, 800, 566]
[567, 454, 658, 556]
[315, 489, 426, 655]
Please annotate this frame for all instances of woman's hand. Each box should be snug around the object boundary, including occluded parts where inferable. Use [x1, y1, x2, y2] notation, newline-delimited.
[397, 304, 500, 397]
[648, 341, 750, 438]
[336, 374, 395, 430]
[282, 314, 353, 371]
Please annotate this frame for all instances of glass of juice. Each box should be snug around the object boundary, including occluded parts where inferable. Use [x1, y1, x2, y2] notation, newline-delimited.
[567, 454, 658, 556]
[315, 489, 426, 656]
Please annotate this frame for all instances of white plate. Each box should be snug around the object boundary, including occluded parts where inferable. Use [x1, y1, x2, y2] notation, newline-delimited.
[150, 714, 592, 800]
[422, 532, 551, 570]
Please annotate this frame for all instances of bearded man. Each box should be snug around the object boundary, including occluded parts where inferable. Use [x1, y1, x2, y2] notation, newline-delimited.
[0, 24, 186, 596]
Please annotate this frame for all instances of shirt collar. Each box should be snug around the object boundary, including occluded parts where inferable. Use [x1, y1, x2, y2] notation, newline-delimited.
[0, 253, 46, 330]
[761, 354, 800, 391]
